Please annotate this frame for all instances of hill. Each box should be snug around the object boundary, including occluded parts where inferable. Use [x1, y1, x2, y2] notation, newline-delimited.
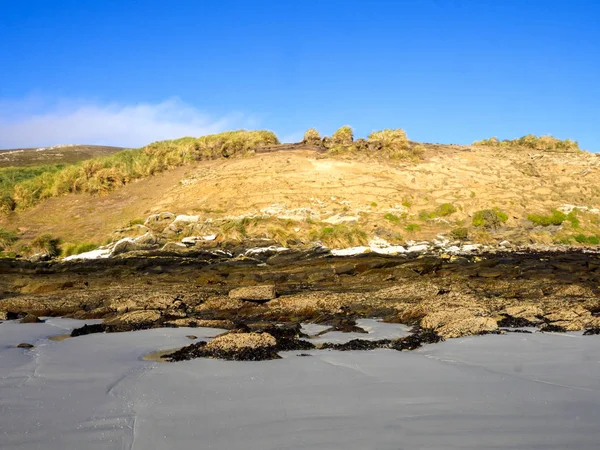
[0, 144, 124, 168]
[1, 128, 599, 258]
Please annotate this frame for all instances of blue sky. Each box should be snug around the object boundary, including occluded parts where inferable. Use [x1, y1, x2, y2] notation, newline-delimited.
[1, 0, 598, 150]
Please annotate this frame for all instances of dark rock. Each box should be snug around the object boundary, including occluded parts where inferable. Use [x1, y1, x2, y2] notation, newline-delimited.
[497, 315, 540, 328]
[186, 335, 198, 340]
[17, 343, 34, 349]
[20, 314, 42, 324]
[540, 324, 567, 333]
[71, 323, 107, 337]
[391, 328, 443, 351]
[583, 328, 600, 335]
[320, 339, 390, 351]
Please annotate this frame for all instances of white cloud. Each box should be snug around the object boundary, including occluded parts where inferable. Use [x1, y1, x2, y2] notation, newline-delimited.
[0, 97, 253, 149]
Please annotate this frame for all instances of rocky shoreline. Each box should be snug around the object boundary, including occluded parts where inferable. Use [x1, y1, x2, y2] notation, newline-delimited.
[2, 245, 600, 361]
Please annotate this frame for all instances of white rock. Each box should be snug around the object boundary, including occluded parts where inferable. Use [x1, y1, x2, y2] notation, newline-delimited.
[372, 245, 406, 255]
[461, 244, 481, 253]
[202, 234, 217, 241]
[322, 214, 359, 224]
[63, 248, 112, 261]
[172, 215, 200, 225]
[245, 246, 289, 255]
[407, 244, 429, 253]
[499, 240, 511, 247]
[445, 246, 461, 254]
[331, 246, 370, 256]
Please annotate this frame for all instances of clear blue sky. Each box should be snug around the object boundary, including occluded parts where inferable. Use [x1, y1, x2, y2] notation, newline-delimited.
[1, 0, 598, 150]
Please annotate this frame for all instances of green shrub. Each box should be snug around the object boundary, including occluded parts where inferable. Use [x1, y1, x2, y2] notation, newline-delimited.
[472, 208, 509, 229]
[370, 202, 378, 207]
[433, 203, 456, 217]
[527, 210, 567, 227]
[61, 242, 99, 257]
[473, 134, 581, 152]
[331, 126, 354, 145]
[383, 213, 401, 224]
[0, 227, 18, 250]
[573, 234, 600, 245]
[419, 203, 456, 221]
[405, 223, 421, 232]
[450, 227, 469, 240]
[32, 234, 62, 257]
[566, 211, 580, 228]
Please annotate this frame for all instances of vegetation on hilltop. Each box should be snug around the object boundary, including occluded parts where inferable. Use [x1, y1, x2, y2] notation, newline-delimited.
[1, 130, 278, 212]
[473, 134, 581, 152]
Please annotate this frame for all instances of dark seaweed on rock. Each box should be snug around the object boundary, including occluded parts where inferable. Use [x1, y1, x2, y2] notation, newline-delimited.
[583, 328, 600, 335]
[163, 341, 281, 362]
[497, 315, 540, 328]
[320, 339, 391, 351]
[391, 328, 443, 350]
[540, 324, 567, 333]
[71, 323, 107, 337]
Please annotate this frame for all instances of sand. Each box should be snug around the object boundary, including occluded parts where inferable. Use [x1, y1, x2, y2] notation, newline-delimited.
[1, 319, 600, 449]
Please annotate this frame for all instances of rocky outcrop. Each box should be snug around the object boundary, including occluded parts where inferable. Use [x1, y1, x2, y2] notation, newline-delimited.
[144, 212, 175, 232]
[229, 285, 277, 302]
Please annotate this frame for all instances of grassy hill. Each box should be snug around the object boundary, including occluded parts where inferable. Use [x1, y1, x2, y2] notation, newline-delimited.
[1, 128, 599, 257]
[0, 144, 124, 168]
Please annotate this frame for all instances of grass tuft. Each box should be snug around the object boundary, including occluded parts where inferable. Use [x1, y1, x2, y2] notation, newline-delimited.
[473, 134, 581, 152]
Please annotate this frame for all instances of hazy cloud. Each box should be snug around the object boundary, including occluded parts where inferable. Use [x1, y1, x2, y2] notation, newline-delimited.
[0, 97, 252, 149]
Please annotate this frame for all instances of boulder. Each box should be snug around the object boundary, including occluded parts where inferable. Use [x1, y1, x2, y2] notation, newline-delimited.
[229, 285, 277, 302]
[144, 212, 175, 232]
[105, 310, 161, 326]
[205, 332, 277, 352]
[421, 308, 498, 338]
[0, 311, 7, 321]
[17, 343, 35, 349]
[111, 238, 139, 256]
[172, 215, 200, 227]
[134, 232, 164, 248]
[20, 314, 42, 324]
[160, 242, 189, 253]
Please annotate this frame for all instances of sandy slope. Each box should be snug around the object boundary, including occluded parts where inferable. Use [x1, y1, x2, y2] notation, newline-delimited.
[2, 320, 600, 449]
[2, 145, 600, 243]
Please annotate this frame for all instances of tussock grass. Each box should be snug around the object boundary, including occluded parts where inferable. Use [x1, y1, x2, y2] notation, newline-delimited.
[472, 208, 508, 229]
[61, 242, 99, 257]
[527, 210, 567, 227]
[3, 130, 278, 211]
[310, 224, 367, 248]
[0, 227, 18, 250]
[303, 128, 321, 145]
[32, 234, 61, 257]
[331, 126, 354, 145]
[474, 134, 581, 152]
[368, 129, 424, 160]
[419, 203, 457, 221]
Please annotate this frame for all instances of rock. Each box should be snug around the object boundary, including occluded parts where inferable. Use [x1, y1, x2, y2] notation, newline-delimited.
[172, 215, 200, 226]
[499, 240, 512, 248]
[20, 314, 42, 324]
[229, 285, 277, 302]
[421, 309, 498, 338]
[322, 214, 359, 224]
[144, 212, 175, 232]
[407, 244, 429, 253]
[0, 311, 7, 321]
[134, 232, 164, 248]
[503, 305, 543, 323]
[331, 247, 369, 256]
[202, 234, 217, 241]
[28, 253, 50, 263]
[181, 236, 201, 246]
[206, 332, 277, 352]
[17, 343, 35, 349]
[105, 310, 162, 326]
[186, 335, 198, 340]
[460, 244, 481, 253]
[110, 238, 139, 256]
[160, 242, 189, 252]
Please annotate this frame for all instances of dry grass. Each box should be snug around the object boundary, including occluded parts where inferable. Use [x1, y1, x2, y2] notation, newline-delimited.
[4, 130, 279, 211]
[474, 134, 581, 152]
[331, 126, 354, 145]
[303, 128, 321, 145]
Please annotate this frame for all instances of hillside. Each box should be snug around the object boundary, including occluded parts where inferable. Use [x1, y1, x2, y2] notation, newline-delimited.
[1, 130, 599, 257]
[0, 144, 124, 168]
